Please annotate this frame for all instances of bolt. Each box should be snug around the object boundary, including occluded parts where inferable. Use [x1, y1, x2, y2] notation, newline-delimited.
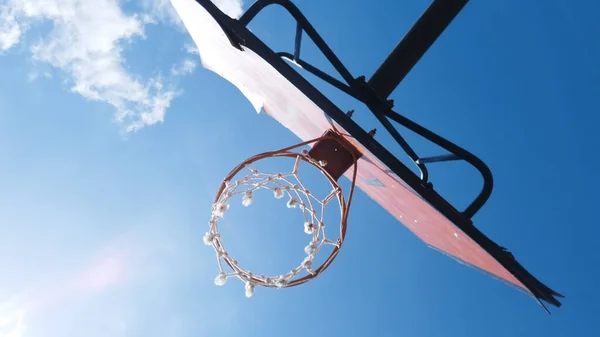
[368, 129, 377, 136]
[346, 109, 354, 117]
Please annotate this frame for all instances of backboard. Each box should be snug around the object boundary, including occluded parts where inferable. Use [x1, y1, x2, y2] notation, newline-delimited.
[171, 0, 563, 312]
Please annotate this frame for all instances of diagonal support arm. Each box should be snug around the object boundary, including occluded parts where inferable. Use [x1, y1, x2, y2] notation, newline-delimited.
[367, 0, 469, 98]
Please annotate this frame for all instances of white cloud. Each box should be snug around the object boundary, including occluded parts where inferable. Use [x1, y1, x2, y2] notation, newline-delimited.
[0, 0, 244, 132]
[0, 298, 26, 337]
[211, 0, 244, 19]
[0, 4, 22, 52]
[171, 58, 197, 76]
[184, 42, 199, 55]
[141, 0, 244, 30]
[141, 0, 185, 28]
[0, 0, 177, 132]
[27, 70, 52, 82]
[156, 0, 244, 20]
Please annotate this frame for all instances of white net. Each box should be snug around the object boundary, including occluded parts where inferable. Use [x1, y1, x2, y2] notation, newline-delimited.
[204, 150, 349, 298]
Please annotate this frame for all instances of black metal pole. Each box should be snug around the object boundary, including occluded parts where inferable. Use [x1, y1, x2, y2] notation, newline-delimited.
[276, 52, 362, 100]
[294, 22, 302, 60]
[416, 153, 460, 164]
[367, 0, 469, 98]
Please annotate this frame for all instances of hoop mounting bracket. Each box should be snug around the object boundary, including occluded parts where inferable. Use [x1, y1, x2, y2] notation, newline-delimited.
[308, 130, 363, 181]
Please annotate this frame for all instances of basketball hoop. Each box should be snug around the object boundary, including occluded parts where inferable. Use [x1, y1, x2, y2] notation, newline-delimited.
[204, 131, 359, 297]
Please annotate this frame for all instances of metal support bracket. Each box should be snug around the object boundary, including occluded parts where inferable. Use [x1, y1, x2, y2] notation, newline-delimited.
[239, 0, 490, 219]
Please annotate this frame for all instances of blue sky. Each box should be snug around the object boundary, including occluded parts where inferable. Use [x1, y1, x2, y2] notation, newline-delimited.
[0, 0, 598, 336]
